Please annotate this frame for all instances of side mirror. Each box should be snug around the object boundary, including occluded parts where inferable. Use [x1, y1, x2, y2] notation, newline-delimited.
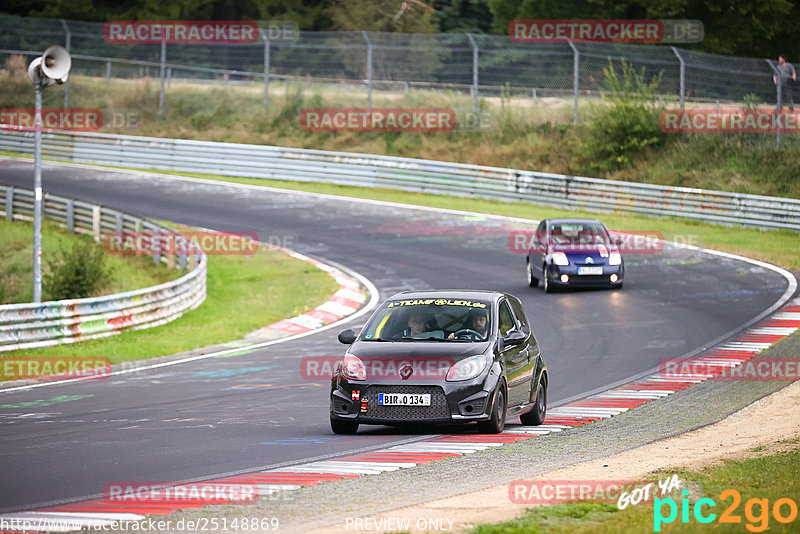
[503, 330, 526, 346]
[520, 324, 531, 337]
[337, 329, 356, 344]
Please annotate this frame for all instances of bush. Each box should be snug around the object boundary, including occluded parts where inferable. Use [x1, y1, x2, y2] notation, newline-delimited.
[44, 238, 111, 300]
[584, 60, 667, 171]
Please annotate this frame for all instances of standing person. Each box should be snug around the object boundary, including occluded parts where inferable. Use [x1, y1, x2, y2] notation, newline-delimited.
[773, 54, 797, 111]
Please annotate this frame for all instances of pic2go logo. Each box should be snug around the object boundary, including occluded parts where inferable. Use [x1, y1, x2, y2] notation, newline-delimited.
[654, 489, 798, 532]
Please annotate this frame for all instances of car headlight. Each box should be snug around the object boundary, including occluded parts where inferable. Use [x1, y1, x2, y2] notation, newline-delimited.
[446, 354, 487, 382]
[341, 354, 366, 381]
[551, 251, 569, 266]
[608, 252, 622, 266]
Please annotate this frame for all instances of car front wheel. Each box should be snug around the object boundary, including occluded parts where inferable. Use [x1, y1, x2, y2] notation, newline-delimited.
[527, 259, 539, 288]
[542, 265, 553, 293]
[478, 385, 507, 434]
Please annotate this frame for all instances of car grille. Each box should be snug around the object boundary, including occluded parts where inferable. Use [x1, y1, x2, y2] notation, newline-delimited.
[571, 274, 612, 283]
[364, 385, 449, 420]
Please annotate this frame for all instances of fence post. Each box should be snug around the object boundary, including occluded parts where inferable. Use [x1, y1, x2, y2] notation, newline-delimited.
[568, 41, 579, 124]
[262, 29, 270, 109]
[671, 46, 685, 111]
[105, 61, 111, 81]
[5, 187, 12, 221]
[532, 88, 537, 105]
[362, 30, 373, 110]
[60, 19, 71, 108]
[766, 59, 782, 148]
[466, 33, 479, 117]
[158, 37, 166, 116]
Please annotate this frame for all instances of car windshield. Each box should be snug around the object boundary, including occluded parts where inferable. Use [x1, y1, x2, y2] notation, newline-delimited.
[549, 222, 609, 247]
[361, 299, 492, 342]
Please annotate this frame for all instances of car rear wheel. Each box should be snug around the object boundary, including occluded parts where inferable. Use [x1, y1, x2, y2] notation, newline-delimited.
[527, 259, 539, 288]
[520, 375, 546, 426]
[477, 385, 506, 434]
[330, 417, 359, 435]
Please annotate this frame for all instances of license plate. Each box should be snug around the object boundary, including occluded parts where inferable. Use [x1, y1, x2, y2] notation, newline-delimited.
[378, 393, 431, 406]
[578, 266, 603, 275]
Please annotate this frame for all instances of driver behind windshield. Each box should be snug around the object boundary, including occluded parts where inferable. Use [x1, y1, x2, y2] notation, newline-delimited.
[403, 310, 445, 339]
[448, 309, 489, 339]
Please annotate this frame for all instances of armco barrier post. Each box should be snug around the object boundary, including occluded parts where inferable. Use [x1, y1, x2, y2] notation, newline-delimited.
[66, 198, 74, 231]
[92, 205, 101, 241]
[5, 187, 12, 221]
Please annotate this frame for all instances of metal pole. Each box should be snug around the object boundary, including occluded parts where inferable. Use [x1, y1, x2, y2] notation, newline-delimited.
[466, 33, 479, 117]
[263, 30, 270, 108]
[671, 46, 685, 111]
[105, 61, 111, 81]
[33, 81, 43, 302]
[766, 59, 782, 148]
[362, 30, 372, 110]
[60, 19, 71, 109]
[568, 41, 579, 124]
[158, 38, 166, 116]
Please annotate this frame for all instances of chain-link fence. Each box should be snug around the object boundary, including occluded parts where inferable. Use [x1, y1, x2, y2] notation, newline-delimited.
[0, 15, 788, 124]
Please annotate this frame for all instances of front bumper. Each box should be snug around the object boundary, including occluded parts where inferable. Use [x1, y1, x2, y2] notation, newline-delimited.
[547, 263, 623, 287]
[330, 377, 495, 426]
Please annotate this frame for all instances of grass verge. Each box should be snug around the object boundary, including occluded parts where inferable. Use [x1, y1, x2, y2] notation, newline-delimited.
[2, 221, 339, 371]
[470, 442, 800, 533]
[0, 218, 174, 303]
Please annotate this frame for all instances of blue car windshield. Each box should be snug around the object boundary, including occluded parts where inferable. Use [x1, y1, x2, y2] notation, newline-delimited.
[549, 222, 609, 247]
[361, 299, 492, 342]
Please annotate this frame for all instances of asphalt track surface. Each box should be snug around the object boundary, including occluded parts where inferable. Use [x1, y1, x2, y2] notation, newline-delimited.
[0, 159, 792, 513]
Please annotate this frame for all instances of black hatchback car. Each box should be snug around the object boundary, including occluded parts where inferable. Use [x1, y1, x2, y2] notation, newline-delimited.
[526, 218, 624, 292]
[330, 290, 548, 434]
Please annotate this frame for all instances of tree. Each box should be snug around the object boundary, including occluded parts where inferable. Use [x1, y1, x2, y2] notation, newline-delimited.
[326, 0, 437, 32]
[432, 0, 493, 33]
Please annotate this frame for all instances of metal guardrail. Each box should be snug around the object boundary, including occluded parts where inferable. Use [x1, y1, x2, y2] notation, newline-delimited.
[0, 185, 207, 353]
[1, 129, 799, 231]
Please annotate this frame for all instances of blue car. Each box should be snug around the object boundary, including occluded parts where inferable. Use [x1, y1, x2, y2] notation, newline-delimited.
[526, 218, 624, 292]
